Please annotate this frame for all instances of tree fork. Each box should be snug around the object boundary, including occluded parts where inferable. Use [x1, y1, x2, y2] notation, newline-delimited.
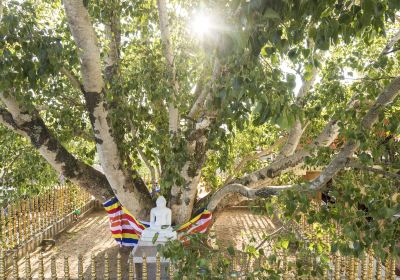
[0, 105, 114, 201]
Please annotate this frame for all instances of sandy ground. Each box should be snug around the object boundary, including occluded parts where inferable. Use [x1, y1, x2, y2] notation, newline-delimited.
[5, 207, 279, 279]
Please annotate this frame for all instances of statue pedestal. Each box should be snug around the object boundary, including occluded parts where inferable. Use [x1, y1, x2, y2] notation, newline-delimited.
[131, 240, 174, 279]
[140, 227, 177, 243]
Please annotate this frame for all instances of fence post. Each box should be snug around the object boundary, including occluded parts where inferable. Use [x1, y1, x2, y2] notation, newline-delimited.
[104, 253, 110, 280]
[78, 254, 84, 280]
[169, 262, 174, 280]
[64, 256, 70, 280]
[34, 196, 39, 234]
[25, 254, 32, 280]
[156, 253, 161, 280]
[13, 205, 17, 247]
[368, 250, 374, 279]
[0, 252, 5, 280]
[51, 255, 57, 280]
[91, 253, 96, 280]
[375, 258, 382, 280]
[12, 252, 19, 280]
[38, 253, 44, 280]
[334, 253, 341, 280]
[128, 255, 135, 280]
[117, 252, 122, 280]
[361, 253, 368, 280]
[389, 257, 396, 280]
[22, 200, 27, 244]
[142, 254, 148, 280]
[0, 208, 5, 251]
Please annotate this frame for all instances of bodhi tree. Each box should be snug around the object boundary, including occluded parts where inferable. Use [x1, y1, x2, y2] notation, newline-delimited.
[0, 0, 400, 238]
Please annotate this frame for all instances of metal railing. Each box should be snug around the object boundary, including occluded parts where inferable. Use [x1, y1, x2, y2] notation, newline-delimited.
[0, 185, 96, 271]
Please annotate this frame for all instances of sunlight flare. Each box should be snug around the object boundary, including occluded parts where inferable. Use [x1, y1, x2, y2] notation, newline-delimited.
[190, 12, 214, 38]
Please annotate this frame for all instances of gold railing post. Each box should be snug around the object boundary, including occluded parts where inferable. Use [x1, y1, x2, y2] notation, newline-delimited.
[34, 196, 39, 233]
[169, 262, 174, 280]
[389, 257, 396, 280]
[45, 193, 50, 229]
[40, 194, 45, 231]
[348, 256, 355, 280]
[0, 208, 5, 251]
[12, 253, 19, 280]
[156, 253, 161, 280]
[27, 198, 32, 239]
[13, 205, 18, 246]
[64, 256, 70, 280]
[354, 257, 360, 280]
[22, 200, 27, 243]
[0, 252, 5, 280]
[104, 253, 110, 280]
[129, 255, 135, 280]
[78, 254, 84, 280]
[51, 255, 57, 280]
[8, 204, 14, 248]
[375, 258, 382, 280]
[38, 253, 45, 280]
[25, 253, 32, 280]
[16, 203, 21, 246]
[142, 254, 148, 280]
[51, 189, 56, 225]
[117, 252, 122, 280]
[361, 253, 368, 280]
[334, 253, 341, 280]
[91, 253, 97, 280]
[368, 250, 374, 280]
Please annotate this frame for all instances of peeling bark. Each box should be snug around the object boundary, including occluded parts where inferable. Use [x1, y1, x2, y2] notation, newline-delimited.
[0, 96, 114, 201]
[170, 126, 210, 224]
[207, 184, 292, 212]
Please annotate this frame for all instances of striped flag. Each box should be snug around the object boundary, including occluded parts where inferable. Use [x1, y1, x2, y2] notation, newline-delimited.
[103, 197, 212, 247]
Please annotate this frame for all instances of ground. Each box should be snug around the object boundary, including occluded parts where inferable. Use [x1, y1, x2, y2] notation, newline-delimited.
[6, 206, 280, 279]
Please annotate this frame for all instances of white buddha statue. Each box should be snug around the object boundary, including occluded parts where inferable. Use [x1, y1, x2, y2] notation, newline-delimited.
[140, 196, 177, 242]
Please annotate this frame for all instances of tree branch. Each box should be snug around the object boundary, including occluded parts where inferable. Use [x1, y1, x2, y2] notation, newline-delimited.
[188, 60, 221, 119]
[224, 137, 286, 185]
[278, 65, 319, 158]
[104, 2, 121, 83]
[309, 76, 400, 190]
[381, 28, 400, 55]
[207, 183, 292, 212]
[60, 67, 84, 92]
[0, 95, 114, 201]
[156, 0, 179, 133]
[347, 160, 400, 181]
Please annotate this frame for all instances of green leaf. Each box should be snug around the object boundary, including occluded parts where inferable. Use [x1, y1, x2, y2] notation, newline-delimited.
[281, 240, 289, 249]
[152, 232, 159, 244]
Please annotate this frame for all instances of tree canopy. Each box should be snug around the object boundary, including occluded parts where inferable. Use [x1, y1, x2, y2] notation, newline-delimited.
[0, 0, 400, 256]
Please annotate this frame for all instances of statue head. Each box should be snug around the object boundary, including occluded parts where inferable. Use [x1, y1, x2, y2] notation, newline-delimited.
[156, 196, 167, 208]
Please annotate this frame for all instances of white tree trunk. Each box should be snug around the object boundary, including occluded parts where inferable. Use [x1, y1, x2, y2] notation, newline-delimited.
[156, 0, 179, 133]
[63, 0, 152, 218]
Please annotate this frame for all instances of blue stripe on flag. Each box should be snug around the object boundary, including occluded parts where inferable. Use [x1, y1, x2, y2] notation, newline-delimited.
[103, 197, 119, 207]
[114, 238, 138, 244]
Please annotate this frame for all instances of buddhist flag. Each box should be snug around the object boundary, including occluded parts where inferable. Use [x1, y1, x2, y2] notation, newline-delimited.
[103, 197, 212, 248]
